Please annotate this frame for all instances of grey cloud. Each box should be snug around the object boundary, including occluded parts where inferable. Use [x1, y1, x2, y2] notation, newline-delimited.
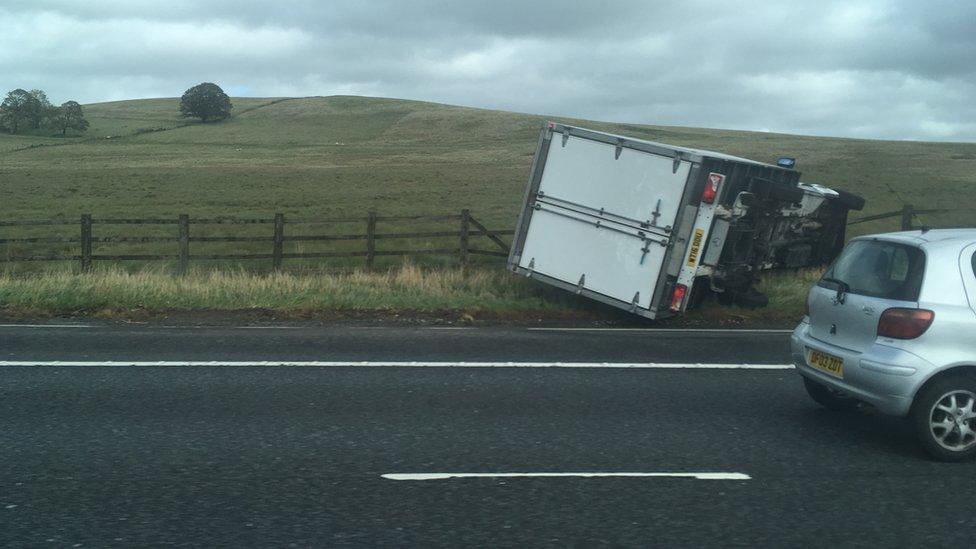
[0, 0, 973, 141]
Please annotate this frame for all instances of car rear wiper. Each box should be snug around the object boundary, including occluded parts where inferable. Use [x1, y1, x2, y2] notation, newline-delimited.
[821, 277, 849, 304]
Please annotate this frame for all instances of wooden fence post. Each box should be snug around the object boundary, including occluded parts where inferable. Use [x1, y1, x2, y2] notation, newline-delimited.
[901, 204, 914, 230]
[272, 213, 285, 270]
[365, 211, 377, 269]
[178, 214, 189, 275]
[459, 209, 470, 267]
[80, 213, 92, 272]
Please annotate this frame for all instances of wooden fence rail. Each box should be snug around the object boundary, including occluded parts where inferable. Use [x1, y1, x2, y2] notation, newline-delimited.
[6, 204, 968, 272]
[0, 211, 514, 273]
[847, 204, 974, 230]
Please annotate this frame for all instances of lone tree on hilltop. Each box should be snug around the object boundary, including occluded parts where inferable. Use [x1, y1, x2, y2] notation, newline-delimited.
[53, 101, 89, 136]
[179, 82, 233, 123]
[0, 88, 41, 134]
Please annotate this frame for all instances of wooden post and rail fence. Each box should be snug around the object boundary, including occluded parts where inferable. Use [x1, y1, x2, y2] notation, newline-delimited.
[0, 210, 514, 273]
[845, 205, 974, 231]
[1, 204, 972, 273]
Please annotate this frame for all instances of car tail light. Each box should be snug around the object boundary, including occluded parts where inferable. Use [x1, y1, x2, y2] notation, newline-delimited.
[877, 308, 934, 339]
[702, 173, 724, 204]
[670, 284, 688, 312]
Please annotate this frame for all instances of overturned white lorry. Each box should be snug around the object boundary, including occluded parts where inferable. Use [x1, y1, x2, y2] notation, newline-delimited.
[507, 123, 864, 319]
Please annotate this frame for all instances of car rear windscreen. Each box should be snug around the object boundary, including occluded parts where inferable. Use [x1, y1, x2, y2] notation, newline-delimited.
[819, 240, 925, 301]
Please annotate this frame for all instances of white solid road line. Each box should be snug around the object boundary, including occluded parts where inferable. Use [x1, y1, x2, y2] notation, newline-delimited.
[0, 324, 793, 334]
[527, 327, 793, 333]
[382, 472, 751, 481]
[0, 361, 794, 369]
[0, 324, 96, 329]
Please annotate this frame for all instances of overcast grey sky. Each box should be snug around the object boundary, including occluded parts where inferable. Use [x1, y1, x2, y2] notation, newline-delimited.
[2, 0, 974, 141]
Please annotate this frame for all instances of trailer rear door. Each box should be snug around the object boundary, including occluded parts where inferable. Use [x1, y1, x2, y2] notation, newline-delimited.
[514, 129, 692, 311]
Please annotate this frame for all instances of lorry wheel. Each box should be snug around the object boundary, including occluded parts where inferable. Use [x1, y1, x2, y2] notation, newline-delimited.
[687, 280, 710, 309]
[911, 375, 976, 462]
[803, 377, 858, 412]
[732, 288, 768, 309]
[832, 188, 865, 211]
[828, 222, 847, 259]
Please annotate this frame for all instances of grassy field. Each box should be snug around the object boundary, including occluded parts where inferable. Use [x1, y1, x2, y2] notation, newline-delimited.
[1, 95, 973, 321]
[3, 95, 975, 225]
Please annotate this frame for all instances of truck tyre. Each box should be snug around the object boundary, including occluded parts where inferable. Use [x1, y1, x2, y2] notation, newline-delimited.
[911, 375, 976, 462]
[803, 377, 858, 412]
[687, 279, 710, 309]
[732, 288, 768, 309]
[832, 188, 865, 211]
[829, 222, 847, 259]
[749, 178, 804, 204]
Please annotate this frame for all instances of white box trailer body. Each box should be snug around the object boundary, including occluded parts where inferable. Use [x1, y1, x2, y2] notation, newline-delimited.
[508, 123, 862, 319]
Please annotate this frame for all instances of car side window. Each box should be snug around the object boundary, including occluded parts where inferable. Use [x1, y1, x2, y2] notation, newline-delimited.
[889, 247, 910, 281]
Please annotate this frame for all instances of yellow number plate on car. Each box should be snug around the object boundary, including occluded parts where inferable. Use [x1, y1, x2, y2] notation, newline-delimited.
[808, 349, 844, 378]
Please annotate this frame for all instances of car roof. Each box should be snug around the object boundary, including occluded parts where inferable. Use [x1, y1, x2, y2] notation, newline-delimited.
[856, 229, 976, 251]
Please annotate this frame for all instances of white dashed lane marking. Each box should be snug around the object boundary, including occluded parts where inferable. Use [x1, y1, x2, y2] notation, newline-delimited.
[382, 472, 752, 481]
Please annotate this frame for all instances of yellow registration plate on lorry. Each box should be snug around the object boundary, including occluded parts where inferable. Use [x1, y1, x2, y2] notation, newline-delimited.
[808, 349, 844, 378]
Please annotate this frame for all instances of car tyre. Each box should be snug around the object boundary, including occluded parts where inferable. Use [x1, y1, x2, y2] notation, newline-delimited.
[911, 375, 976, 462]
[803, 376, 858, 412]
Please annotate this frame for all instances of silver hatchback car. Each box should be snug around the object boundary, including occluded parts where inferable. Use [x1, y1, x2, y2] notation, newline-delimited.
[791, 229, 976, 461]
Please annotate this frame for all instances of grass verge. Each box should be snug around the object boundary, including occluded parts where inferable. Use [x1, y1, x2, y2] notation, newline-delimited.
[0, 264, 819, 326]
[0, 265, 554, 318]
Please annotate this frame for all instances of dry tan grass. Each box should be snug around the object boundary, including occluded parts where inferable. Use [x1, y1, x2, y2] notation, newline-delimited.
[0, 262, 817, 324]
[0, 264, 561, 315]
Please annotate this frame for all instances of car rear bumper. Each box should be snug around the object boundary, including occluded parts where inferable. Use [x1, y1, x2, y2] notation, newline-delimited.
[790, 320, 933, 416]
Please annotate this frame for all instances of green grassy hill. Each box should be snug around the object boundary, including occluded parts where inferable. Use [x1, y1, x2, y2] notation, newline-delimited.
[2, 94, 974, 230]
[1, 95, 973, 321]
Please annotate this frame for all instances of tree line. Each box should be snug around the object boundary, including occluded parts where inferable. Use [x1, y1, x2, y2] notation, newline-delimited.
[0, 89, 89, 136]
[0, 82, 234, 137]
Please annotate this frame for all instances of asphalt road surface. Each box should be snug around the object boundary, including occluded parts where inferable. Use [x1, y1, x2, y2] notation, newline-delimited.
[1, 323, 973, 547]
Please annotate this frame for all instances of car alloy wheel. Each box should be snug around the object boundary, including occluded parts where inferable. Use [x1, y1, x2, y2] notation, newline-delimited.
[928, 390, 976, 452]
